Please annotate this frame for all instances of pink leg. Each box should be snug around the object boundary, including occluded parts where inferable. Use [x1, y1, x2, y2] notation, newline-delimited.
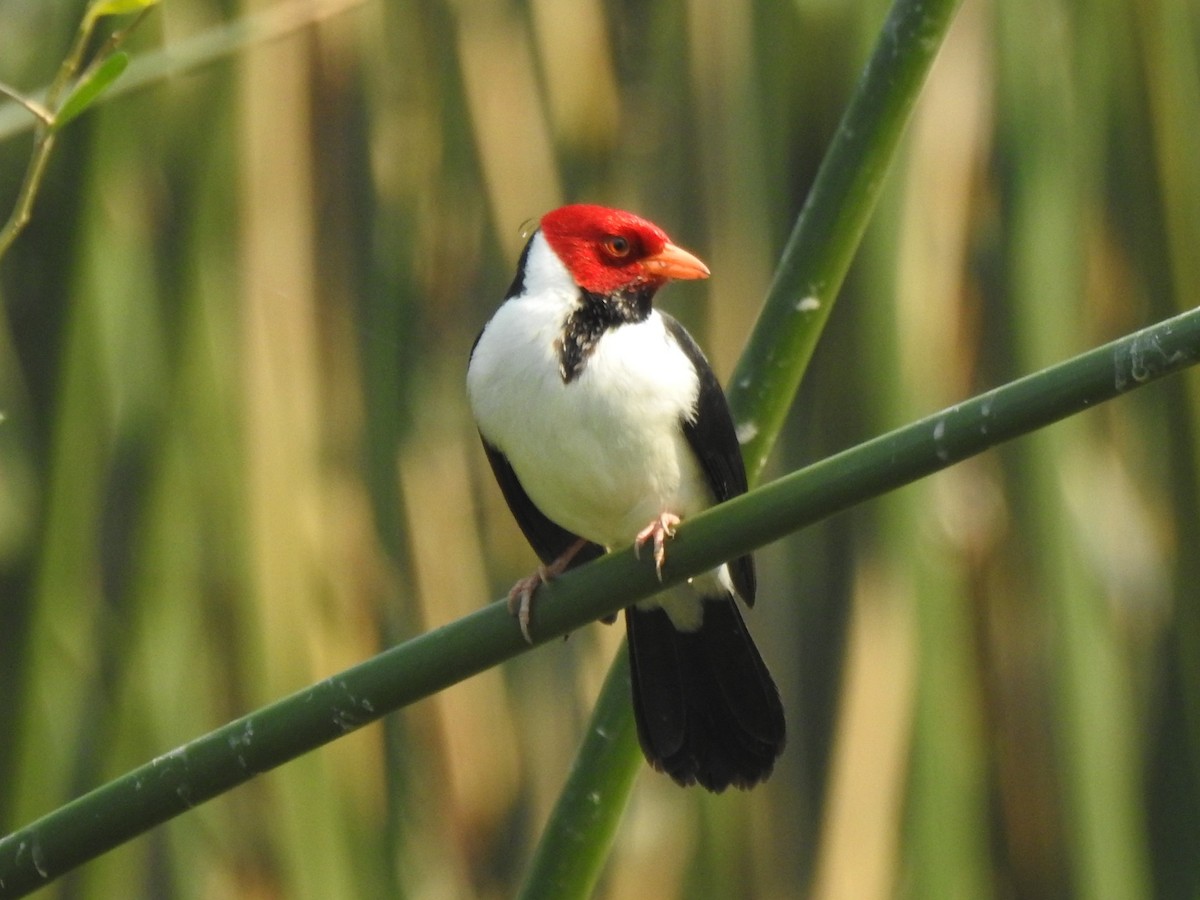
[507, 538, 588, 643]
[634, 512, 681, 581]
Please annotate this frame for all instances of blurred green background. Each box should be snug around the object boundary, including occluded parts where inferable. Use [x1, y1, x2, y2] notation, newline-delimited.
[2, 0, 1199, 897]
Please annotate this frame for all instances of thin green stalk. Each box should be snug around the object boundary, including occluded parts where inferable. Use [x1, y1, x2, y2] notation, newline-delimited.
[516, 0, 964, 894]
[0, 130, 58, 260]
[515, 645, 643, 900]
[0, 85, 52, 126]
[726, 0, 966, 482]
[0, 3, 156, 260]
[0, 4, 94, 259]
[4, 292, 1198, 896]
[0, 0, 367, 145]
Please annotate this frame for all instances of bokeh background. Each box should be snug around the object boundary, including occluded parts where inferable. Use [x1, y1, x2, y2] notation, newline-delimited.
[2, 0, 1199, 897]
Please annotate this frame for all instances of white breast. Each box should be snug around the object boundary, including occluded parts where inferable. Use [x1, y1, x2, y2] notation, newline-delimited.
[467, 236, 712, 550]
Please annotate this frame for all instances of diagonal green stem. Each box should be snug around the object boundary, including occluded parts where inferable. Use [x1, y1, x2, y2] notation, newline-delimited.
[3, 295, 1200, 897]
[514, 644, 643, 900]
[727, 0, 967, 483]
[516, 0, 964, 894]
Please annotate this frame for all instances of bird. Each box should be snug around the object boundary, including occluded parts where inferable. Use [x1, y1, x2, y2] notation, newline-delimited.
[467, 204, 785, 792]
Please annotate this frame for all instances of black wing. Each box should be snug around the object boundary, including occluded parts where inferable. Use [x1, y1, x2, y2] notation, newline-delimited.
[660, 313, 756, 606]
[479, 437, 606, 572]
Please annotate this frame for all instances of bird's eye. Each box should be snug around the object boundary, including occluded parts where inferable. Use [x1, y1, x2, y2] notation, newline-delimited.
[603, 235, 631, 258]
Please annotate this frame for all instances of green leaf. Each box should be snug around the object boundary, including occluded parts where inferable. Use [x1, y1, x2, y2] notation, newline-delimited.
[51, 52, 129, 132]
[85, 0, 160, 23]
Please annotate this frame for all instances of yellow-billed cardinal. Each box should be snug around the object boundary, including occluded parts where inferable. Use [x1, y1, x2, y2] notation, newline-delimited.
[467, 204, 785, 791]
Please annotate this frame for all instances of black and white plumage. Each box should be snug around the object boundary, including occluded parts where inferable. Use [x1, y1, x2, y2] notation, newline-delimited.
[467, 204, 785, 792]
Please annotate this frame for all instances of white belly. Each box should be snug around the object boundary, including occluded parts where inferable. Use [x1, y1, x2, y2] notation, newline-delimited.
[468, 298, 711, 550]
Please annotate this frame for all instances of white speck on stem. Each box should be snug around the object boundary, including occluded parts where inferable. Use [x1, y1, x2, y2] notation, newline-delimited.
[30, 839, 47, 879]
[152, 746, 188, 767]
[228, 720, 255, 750]
[933, 419, 950, 461]
[795, 296, 821, 313]
[332, 707, 364, 733]
[1115, 331, 1187, 392]
[176, 784, 195, 808]
[736, 421, 759, 444]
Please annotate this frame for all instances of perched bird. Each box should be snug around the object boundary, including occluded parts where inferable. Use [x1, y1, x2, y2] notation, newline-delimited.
[467, 204, 785, 791]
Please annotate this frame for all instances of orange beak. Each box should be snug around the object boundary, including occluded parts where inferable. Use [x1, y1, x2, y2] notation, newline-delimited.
[643, 241, 710, 281]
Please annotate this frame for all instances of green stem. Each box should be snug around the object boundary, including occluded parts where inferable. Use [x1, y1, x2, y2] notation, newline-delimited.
[0, 0, 368, 145]
[0, 84, 52, 126]
[4, 298, 1199, 896]
[727, 0, 966, 482]
[0, 5, 153, 262]
[0, 130, 57, 261]
[0, 0, 361, 262]
[515, 646, 643, 900]
[44, 7, 99, 110]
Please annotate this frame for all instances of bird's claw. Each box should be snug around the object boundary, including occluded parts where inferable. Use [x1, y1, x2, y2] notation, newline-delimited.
[634, 512, 681, 581]
[505, 538, 588, 643]
[507, 573, 544, 644]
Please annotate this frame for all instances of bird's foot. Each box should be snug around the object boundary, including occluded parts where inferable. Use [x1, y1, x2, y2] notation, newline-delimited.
[506, 574, 543, 644]
[506, 538, 588, 643]
[634, 512, 681, 581]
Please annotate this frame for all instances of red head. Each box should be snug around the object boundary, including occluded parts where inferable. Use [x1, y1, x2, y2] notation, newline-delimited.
[539, 205, 710, 296]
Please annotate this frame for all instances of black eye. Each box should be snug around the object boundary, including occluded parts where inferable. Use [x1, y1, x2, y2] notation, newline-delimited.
[603, 235, 631, 258]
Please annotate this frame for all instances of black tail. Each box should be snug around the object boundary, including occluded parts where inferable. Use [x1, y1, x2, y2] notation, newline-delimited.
[625, 599, 786, 792]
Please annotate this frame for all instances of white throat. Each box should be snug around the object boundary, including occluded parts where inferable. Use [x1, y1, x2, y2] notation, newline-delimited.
[520, 230, 578, 308]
